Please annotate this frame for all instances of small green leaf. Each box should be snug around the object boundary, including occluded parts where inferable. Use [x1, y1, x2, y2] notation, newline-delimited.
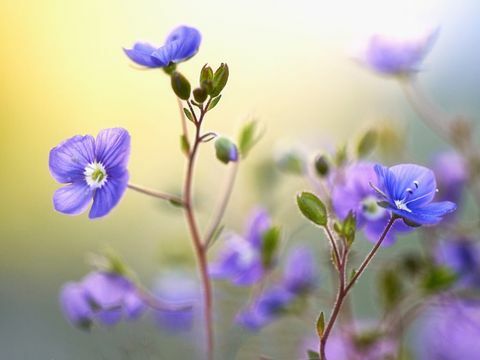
[296, 192, 327, 227]
[183, 107, 194, 123]
[210, 63, 229, 97]
[207, 95, 221, 111]
[379, 268, 403, 310]
[171, 71, 191, 100]
[168, 197, 184, 208]
[307, 350, 321, 360]
[334, 144, 347, 166]
[261, 226, 281, 268]
[238, 120, 261, 158]
[356, 129, 377, 158]
[421, 265, 457, 293]
[276, 150, 305, 175]
[343, 211, 357, 246]
[180, 134, 190, 155]
[316, 312, 325, 338]
[214, 136, 238, 164]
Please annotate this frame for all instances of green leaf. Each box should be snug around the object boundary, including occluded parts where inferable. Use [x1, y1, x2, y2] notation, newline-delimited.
[207, 95, 221, 111]
[214, 136, 238, 164]
[171, 71, 191, 100]
[379, 268, 403, 310]
[334, 144, 347, 166]
[210, 63, 229, 97]
[261, 226, 281, 268]
[343, 211, 356, 246]
[356, 129, 377, 158]
[180, 134, 190, 155]
[183, 107, 194, 123]
[421, 265, 457, 293]
[316, 312, 325, 338]
[238, 120, 261, 158]
[307, 350, 321, 360]
[276, 150, 305, 175]
[296, 192, 328, 227]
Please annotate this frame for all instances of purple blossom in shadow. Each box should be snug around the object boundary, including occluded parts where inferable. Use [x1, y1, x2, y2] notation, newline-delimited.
[431, 151, 468, 204]
[356, 28, 438, 76]
[237, 246, 318, 331]
[209, 208, 272, 286]
[331, 162, 410, 246]
[416, 299, 480, 360]
[300, 323, 396, 360]
[152, 271, 199, 333]
[235, 286, 293, 331]
[124, 26, 201, 68]
[49, 128, 130, 219]
[59, 271, 145, 329]
[436, 238, 480, 289]
[374, 163, 456, 226]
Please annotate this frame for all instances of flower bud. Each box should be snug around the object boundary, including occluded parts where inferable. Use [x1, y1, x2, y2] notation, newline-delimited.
[193, 87, 208, 103]
[314, 154, 330, 177]
[171, 71, 191, 100]
[210, 63, 229, 97]
[215, 136, 238, 164]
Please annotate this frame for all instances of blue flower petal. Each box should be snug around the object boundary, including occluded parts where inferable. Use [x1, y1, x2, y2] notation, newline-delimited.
[59, 282, 93, 328]
[392, 201, 456, 225]
[53, 182, 93, 215]
[96, 308, 123, 325]
[245, 208, 271, 247]
[94, 128, 131, 172]
[164, 25, 201, 62]
[123, 42, 165, 68]
[82, 272, 133, 308]
[88, 170, 129, 219]
[389, 164, 436, 207]
[49, 135, 95, 183]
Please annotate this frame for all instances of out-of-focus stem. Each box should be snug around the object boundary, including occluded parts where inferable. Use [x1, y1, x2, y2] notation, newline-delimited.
[204, 161, 239, 248]
[177, 97, 189, 143]
[127, 183, 184, 205]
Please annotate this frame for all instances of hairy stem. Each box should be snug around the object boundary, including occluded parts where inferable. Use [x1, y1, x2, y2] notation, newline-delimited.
[127, 183, 184, 205]
[319, 217, 396, 360]
[182, 100, 214, 360]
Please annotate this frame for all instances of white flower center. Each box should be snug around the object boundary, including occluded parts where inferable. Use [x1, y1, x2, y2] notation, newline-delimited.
[362, 195, 386, 220]
[394, 199, 412, 213]
[84, 162, 108, 189]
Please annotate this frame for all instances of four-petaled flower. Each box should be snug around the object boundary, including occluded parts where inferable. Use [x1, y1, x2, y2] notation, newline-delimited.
[374, 163, 456, 226]
[124, 25, 201, 68]
[209, 208, 272, 286]
[49, 128, 130, 219]
[60, 271, 145, 329]
[331, 162, 411, 246]
[357, 28, 438, 76]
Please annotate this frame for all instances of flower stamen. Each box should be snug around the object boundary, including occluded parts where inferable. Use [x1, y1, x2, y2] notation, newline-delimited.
[84, 162, 108, 189]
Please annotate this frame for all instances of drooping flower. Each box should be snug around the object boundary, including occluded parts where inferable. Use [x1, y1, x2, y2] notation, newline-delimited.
[374, 163, 456, 226]
[416, 299, 480, 360]
[431, 151, 468, 204]
[124, 26, 201, 68]
[356, 28, 438, 76]
[209, 208, 272, 286]
[436, 238, 480, 289]
[152, 271, 199, 333]
[49, 128, 130, 219]
[59, 271, 145, 329]
[236, 246, 318, 331]
[331, 162, 410, 246]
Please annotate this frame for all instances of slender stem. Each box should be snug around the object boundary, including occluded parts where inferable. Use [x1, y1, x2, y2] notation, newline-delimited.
[324, 225, 341, 270]
[319, 217, 396, 360]
[204, 161, 239, 248]
[182, 100, 214, 360]
[127, 183, 184, 205]
[177, 97, 189, 142]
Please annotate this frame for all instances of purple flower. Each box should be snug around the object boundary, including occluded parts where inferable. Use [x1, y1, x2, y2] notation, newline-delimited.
[416, 300, 480, 360]
[436, 238, 480, 288]
[283, 247, 317, 295]
[236, 286, 293, 331]
[331, 162, 410, 246]
[152, 272, 198, 332]
[49, 128, 130, 219]
[374, 163, 456, 226]
[431, 152, 468, 204]
[209, 208, 272, 286]
[124, 26, 201, 68]
[59, 271, 145, 329]
[357, 28, 438, 76]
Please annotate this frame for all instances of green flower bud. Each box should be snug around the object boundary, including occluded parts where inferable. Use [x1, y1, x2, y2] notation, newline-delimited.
[171, 71, 191, 100]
